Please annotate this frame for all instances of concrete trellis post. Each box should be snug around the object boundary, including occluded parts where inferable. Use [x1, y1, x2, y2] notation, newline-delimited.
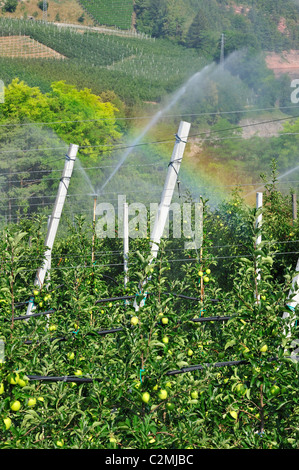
[26, 144, 78, 316]
[134, 121, 191, 311]
[292, 193, 297, 224]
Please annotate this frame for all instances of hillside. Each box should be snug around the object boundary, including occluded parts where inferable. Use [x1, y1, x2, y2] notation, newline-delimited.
[0, 0, 95, 25]
[134, 0, 299, 57]
[0, 2, 298, 207]
[78, 0, 133, 30]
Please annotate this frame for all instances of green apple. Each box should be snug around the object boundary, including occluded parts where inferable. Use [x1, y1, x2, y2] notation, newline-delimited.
[10, 400, 21, 412]
[131, 316, 139, 326]
[260, 344, 268, 353]
[235, 383, 246, 396]
[187, 348, 193, 356]
[166, 402, 175, 411]
[242, 347, 251, 358]
[0, 382, 4, 394]
[190, 390, 198, 399]
[261, 295, 266, 301]
[39, 302, 43, 308]
[152, 384, 158, 391]
[8, 373, 19, 385]
[3, 417, 11, 430]
[67, 352, 75, 360]
[270, 385, 280, 396]
[56, 439, 64, 447]
[162, 336, 169, 344]
[229, 410, 238, 420]
[206, 269, 211, 275]
[28, 398, 36, 407]
[17, 376, 28, 387]
[158, 389, 168, 400]
[161, 317, 168, 325]
[49, 324, 57, 332]
[108, 302, 113, 308]
[33, 289, 39, 297]
[74, 370, 82, 376]
[109, 436, 117, 443]
[203, 276, 209, 283]
[198, 271, 204, 277]
[142, 392, 150, 403]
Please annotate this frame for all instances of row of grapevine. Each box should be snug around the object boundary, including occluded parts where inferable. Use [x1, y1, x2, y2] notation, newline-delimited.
[0, 18, 207, 103]
[77, 0, 134, 30]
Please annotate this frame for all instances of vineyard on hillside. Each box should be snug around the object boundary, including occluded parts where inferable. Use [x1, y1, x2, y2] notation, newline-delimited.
[77, 0, 134, 30]
[0, 18, 206, 103]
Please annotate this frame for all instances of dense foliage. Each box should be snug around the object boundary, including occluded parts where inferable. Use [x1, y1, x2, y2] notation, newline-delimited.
[134, 0, 299, 56]
[0, 78, 124, 224]
[0, 180, 298, 449]
[0, 2, 298, 450]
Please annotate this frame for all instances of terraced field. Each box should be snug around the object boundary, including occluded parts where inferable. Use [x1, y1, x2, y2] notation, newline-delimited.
[0, 36, 65, 59]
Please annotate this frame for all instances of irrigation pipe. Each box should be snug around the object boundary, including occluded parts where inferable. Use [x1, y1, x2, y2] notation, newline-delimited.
[27, 375, 101, 383]
[24, 355, 298, 383]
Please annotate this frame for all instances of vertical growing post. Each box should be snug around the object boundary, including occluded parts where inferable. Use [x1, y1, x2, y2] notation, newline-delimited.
[283, 258, 299, 342]
[26, 144, 78, 316]
[134, 120, 191, 311]
[91, 194, 98, 264]
[292, 193, 297, 225]
[123, 202, 129, 291]
[255, 192, 263, 302]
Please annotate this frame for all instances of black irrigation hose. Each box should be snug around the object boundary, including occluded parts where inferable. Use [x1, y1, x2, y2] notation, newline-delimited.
[26, 356, 296, 383]
[166, 359, 249, 375]
[95, 295, 135, 304]
[96, 327, 124, 335]
[13, 310, 57, 321]
[190, 315, 232, 323]
[23, 336, 67, 345]
[27, 375, 101, 383]
[166, 355, 297, 376]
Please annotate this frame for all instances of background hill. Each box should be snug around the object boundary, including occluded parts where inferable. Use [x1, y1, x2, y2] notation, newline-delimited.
[0, 0, 299, 217]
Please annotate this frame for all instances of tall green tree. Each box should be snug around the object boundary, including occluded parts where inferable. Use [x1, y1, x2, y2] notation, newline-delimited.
[184, 9, 215, 55]
[0, 79, 122, 163]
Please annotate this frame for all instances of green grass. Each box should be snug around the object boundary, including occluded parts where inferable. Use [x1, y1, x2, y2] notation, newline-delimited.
[78, 0, 133, 30]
